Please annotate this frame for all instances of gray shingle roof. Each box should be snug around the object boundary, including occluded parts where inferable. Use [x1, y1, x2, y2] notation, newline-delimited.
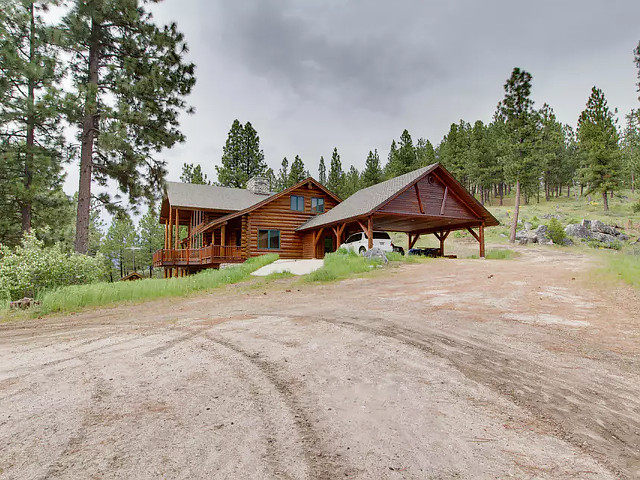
[297, 164, 437, 231]
[165, 181, 273, 211]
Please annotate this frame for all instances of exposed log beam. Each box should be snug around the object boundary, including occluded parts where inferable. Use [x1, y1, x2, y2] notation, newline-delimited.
[440, 186, 448, 215]
[367, 216, 373, 250]
[414, 184, 424, 214]
[466, 227, 480, 242]
[356, 219, 368, 235]
[479, 223, 485, 258]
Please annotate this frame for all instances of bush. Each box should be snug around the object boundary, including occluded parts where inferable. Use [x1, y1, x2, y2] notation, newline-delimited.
[632, 201, 640, 213]
[0, 233, 108, 301]
[547, 218, 567, 245]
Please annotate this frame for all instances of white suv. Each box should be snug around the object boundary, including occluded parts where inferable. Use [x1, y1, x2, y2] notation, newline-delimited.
[342, 231, 394, 255]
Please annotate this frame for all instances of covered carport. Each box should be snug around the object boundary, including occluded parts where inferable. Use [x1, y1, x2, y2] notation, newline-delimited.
[297, 163, 500, 258]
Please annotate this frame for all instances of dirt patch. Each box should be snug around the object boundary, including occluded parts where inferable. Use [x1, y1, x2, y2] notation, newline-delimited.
[0, 245, 638, 479]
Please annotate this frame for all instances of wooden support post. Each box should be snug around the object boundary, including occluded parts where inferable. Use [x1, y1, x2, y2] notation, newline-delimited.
[479, 223, 485, 258]
[221, 223, 226, 247]
[312, 227, 324, 258]
[466, 226, 480, 242]
[174, 208, 179, 250]
[188, 219, 191, 249]
[409, 233, 420, 250]
[367, 216, 373, 250]
[356, 219, 368, 235]
[439, 230, 450, 257]
[407, 233, 411, 252]
[168, 208, 173, 250]
[164, 220, 168, 249]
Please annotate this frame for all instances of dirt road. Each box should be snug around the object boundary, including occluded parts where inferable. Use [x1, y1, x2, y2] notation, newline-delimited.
[1, 247, 639, 479]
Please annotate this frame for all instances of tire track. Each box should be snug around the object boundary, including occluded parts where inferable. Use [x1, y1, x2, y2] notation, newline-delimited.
[204, 332, 352, 480]
[314, 315, 634, 480]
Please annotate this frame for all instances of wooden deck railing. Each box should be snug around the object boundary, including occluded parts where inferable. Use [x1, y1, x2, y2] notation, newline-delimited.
[153, 245, 244, 267]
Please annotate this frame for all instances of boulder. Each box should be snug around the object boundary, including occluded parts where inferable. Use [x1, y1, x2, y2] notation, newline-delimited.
[591, 220, 619, 236]
[534, 225, 552, 244]
[581, 219, 591, 229]
[523, 222, 532, 231]
[363, 247, 388, 264]
[515, 230, 537, 243]
[591, 232, 618, 244]
[564, 224, 591, 239]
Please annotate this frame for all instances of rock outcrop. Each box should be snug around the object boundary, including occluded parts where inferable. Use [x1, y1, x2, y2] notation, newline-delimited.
[564, 220, 628, 244]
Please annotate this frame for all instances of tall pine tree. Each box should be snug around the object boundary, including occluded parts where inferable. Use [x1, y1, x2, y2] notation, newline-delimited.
[361, 149, 382, 187]
[496, 68, 538, 242]
[318, 156, 327, 185]
[326, 147, 344, 197]
[577, 87, 621, 211]
[180, 163, 209, 184]
[63, 0, 196, 253]
[385, 129, 416, 178]
[622, 110, 640, 193]
[0, 0, 70, 243]
[216, 120, 267, 187]
[288, 155, 307, 185]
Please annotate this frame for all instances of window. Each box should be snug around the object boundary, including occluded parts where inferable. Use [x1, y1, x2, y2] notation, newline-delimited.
[345, 233, 362, 244]
[258, 229, 280, 249]
[373, 232, 391, 240]
[311, 197, 325, 213]
[290, 195, 304, 211]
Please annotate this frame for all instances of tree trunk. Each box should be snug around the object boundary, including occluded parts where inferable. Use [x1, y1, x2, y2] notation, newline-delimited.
[498, 183, 503, 206]
[602, 191, 609, 211]
[22, 2, 36, 234]
[567, 185, 570, 197]
[509, 180, 521, 243]
[74, 18, 101, 254]
[632, 172, 635, 194]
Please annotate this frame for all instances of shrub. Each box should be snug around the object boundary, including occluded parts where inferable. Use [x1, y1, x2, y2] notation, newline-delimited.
[547, 218, 567, 245]
[0, 233, 108, 301]
[632, 201, 640, 213]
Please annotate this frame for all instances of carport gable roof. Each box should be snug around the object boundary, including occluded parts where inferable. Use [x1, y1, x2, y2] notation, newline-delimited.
[297, 163, 499, 231]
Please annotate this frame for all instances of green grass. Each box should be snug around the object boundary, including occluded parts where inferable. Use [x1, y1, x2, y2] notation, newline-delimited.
[601, 252, 640, 289]
[305, 248, 430, 283]
[468, 248, 520, 260]
[33, 254, 279, 316]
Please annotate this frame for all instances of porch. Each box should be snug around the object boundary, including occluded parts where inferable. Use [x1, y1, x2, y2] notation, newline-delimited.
[153, 245, 244, 268]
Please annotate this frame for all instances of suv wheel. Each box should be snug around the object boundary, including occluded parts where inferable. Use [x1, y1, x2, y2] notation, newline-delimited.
[359, 246, 366, 255]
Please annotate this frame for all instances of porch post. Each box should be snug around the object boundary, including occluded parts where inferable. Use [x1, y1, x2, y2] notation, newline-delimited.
[479, 223, 485, 258]
[367, 216, 373, 250]
[168, 208, 173, 250]
[221, 223, 226, 247]
[439, 231, 445, 257]
[174, 208, 179, 250]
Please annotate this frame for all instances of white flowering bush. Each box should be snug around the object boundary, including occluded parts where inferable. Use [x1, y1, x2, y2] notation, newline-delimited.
[0, 233, 108, 301]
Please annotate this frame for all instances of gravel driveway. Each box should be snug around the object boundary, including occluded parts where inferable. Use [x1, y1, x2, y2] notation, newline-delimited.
[1, 246, 638, 479]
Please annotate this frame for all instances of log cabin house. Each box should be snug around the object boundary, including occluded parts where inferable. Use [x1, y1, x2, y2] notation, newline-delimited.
[154, 164, 499, 277]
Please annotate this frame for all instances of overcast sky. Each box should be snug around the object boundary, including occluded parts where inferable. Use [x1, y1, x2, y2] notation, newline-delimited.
[62, 0, 640, 197]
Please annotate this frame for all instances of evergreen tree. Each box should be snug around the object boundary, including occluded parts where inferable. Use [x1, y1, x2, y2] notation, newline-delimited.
[386, 129, 416, 178]
[264, 167, 276, 191]
[318, 156, 327, 185]
[496, 68, 538, 242]
[577, 87, 622, 211]
[326, 147, 344, 197]
[217, 120, 245, 187]
[100, 212, 137, 280]
[537, 104, 566, 200]
[622, 110, 640, 193]
[386, 139, 397, 176]
[241, 121, 267, 181]
[0, 0, 69, 241]
[342, 165, 361, 198]
[361, 149, 383, 187]
[180, 163, 209, 184]
[62, 0, 196, 253]
[635, 41, 640, 101]
[416, 138, 436, 167]
[276, 157, 289, 191]
[437, 121, 471, 185]
[288, 155, 307, 185]
[216, 120, 267, 187]
[467, 121, 498, 205]
[138, 204, 164, 277]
